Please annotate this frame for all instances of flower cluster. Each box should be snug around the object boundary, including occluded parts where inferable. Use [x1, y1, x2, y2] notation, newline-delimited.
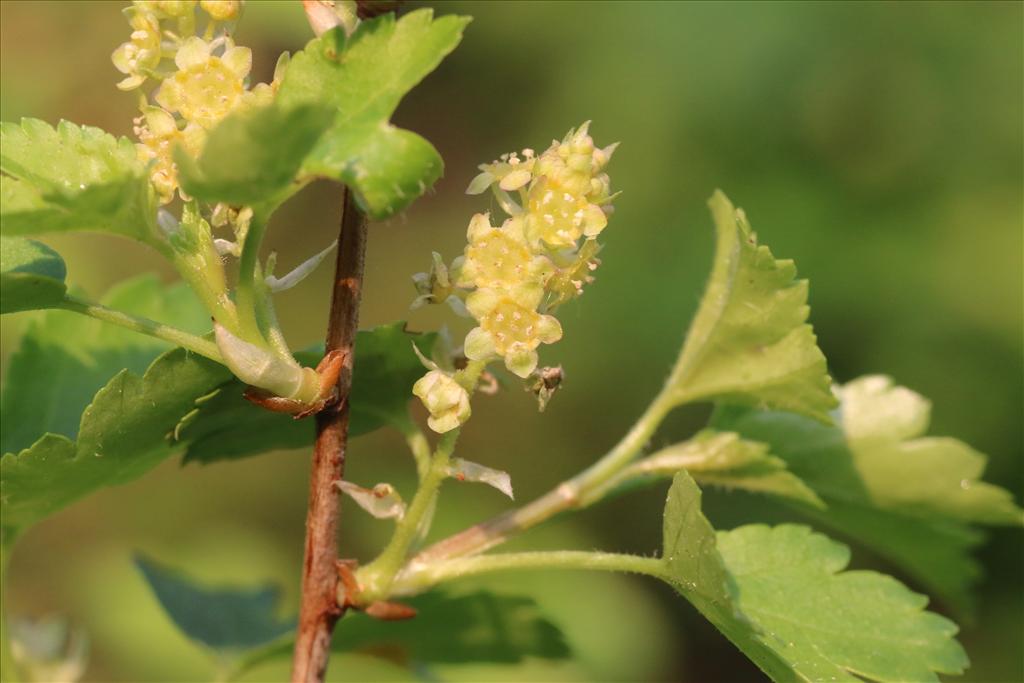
[113, 0, 285, 203]
[412, 123, 616, 432]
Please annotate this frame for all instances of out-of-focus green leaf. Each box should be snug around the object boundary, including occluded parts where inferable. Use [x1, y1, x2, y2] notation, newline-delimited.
[277, 9, 470, 219]
[0, 236, 66, 314]
[660, 473, 969, 682]
[713, 375, 1023, 616]
[717, 524, 969, 683]
[0, 277, 228, 532]
[180, 323, 435, 465]
[176, 103, 335, 208]
[231, 590, 570, 678]
[0, 119, 160, 247]
[135, 555, 294, 652]
[665, 191, 835, 422]
[615, 430, 823, 507]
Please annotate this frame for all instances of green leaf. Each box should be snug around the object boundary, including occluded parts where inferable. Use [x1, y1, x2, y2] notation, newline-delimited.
[179, 323, 435, 465]
[622, 431, 823, 508]
[176, 103, 336, 208]
[713, 374, 1023, 616]
[277, 10, 470, 219]
[0, 276, 229, 532]
[659, 471, 797, 682]
[135, 555, 294, 652]
[0, 119, 159, 246]
[716, 524, 969, 683]
[665, 191, 835, 422]
[231, 590, 570, 678]
[660, 473, 969, 682]
[0, 236, 66, 314]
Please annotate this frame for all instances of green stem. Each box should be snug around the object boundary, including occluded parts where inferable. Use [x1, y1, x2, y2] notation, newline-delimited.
[253, 268, 295, 362]
[57, 296, 224, 363]
[412, 386, 677, 563]
[389, 551, 666, 597]
[235, 214, 269, 344]
[397, 415, 432, 481]
[356, 430, 460, 602]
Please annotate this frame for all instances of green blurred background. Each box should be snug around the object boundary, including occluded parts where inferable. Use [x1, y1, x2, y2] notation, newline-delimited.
[1, 1, 1021, 681]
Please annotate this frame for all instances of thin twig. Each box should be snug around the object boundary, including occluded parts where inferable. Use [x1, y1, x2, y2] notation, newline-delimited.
[291, 187, 367, 683]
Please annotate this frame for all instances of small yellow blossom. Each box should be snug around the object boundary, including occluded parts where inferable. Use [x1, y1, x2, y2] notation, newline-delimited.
[464, 288, 562, 378]
[155, 37, 252, 129]
[455, 213, 554, 293]
[134, 106, 205, 203]
[135, 0, 198, 17]
[413, 370, 472, 433]
[524, 177, 608, 249]
[466, 148, 536, 195]
[200, 0, 241, 21]
[111, 7, 162, 91]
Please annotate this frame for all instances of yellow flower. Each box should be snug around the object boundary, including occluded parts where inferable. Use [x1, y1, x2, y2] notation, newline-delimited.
[463, 288, 562, 378]
[524, 177, 608, 249]
[135, 0, 198, 17]
[455, 213, 554, 293]
[135, 106, 205, 203]
[111, 7, 162, 91]
[466, 149, 536, 195]
[200, 0, 241, 21]
[155, 37, 252, 128]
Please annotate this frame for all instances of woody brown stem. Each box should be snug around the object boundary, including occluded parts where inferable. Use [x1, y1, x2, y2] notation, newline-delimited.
[291, 187, 367, 683]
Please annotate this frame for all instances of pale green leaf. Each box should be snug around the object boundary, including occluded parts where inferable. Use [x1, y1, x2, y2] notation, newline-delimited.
[0, 119, 160, 246]
[713, 374, 1023, 616]
[176, 103, 335, 208]
[620, 431, 823, 507]
[136, 555, 294, 652]
[179, 324, 435, 465]
[659, 471, 798, 682]
[666, 191, 835, 422]
[660, 474, 969, 682]
[0, 276, 229, 532]
[0, 236, 67, 314]
[231, 590, 570, 678]
[277, 10, 470, 219]
[716, 524, 969, 683]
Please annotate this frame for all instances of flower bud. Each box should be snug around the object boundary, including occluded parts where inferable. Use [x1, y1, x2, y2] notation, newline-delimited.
[413, 370, 471, 433]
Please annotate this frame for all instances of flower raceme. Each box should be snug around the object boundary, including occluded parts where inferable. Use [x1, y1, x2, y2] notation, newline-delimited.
[113, 0, 283, 204]
[412, 123, 617, 432]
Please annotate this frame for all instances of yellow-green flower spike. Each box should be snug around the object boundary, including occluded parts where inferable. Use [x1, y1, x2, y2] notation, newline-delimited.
[413, 370, 472, 433]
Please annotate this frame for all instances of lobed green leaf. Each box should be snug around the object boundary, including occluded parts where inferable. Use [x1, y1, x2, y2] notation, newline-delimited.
[0, 236, 67, 314]
[713, 375, 1023, 616]
[625, 431, 823, 508]
[231, 590, 570, 678]
[0, 119, 160, 247]
[665, 191, 835, 422]
[660, 473, 970, 682]
[0, 277, 228, 532]
[136, 555, 295, 652]
[176, 103, 336, 209]
[277, 9, 470, 219]
[716, 524, 969, 683]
